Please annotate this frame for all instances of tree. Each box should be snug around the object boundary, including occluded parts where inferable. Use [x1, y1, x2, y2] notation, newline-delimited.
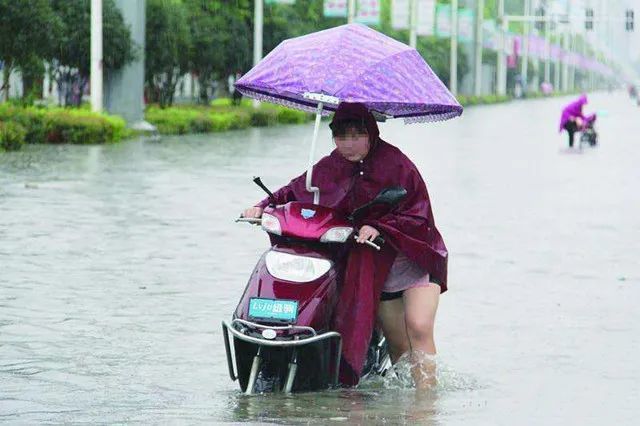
[183, 0, 252, 103]
[50, 0, 135, 106]
[0, 0, 62, 101]
[378, 0, 469, 88]
[145, 0, 191, 107]
[417, 36, 470, 90]
[263, 0, 342, 53]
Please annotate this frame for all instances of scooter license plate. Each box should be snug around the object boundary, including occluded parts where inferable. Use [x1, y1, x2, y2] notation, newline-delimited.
[248, 298, 298, 323]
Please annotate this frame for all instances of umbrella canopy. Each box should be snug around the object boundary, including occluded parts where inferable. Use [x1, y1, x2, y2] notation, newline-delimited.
[235, 23, 462, 123]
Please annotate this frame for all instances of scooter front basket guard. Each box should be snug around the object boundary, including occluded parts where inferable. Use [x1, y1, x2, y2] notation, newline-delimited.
[221, 320, 342, 388]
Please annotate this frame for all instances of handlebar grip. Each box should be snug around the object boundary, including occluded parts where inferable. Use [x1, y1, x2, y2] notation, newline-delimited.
[353, 235, 381, 251]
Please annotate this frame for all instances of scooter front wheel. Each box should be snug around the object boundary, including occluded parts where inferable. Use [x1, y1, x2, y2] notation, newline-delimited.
[253, 367, 281, 393]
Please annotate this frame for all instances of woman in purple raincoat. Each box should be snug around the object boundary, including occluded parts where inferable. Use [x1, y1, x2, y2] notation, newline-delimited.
[243, 103, 447, 389]
[559, 94, 596, 148]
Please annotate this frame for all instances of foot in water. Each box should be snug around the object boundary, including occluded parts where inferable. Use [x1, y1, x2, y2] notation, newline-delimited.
[387, 351, 438, 390]
[410, 350, 438, 390]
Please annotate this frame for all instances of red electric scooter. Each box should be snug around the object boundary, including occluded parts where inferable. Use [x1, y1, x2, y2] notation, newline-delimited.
[222, 177, 406, 394]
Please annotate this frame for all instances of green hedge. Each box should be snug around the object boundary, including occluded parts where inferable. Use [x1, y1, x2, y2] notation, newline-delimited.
[42, 110, 127, 144]
[457, 91, 581, 107]
[457, 94, 511, 106]
[0, 121, 27, 151]
[0, 105, 127, 149]
[145, 106, 253, 134]
[145, 99, 312, 135]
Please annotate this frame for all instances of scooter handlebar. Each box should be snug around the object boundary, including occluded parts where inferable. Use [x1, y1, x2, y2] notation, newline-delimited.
[235, 217, 385, 251]
[353, 235, 382, 251]
[236, 217, 262, 224]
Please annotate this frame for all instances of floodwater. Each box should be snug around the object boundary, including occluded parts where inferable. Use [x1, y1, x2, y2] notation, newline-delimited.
[1, 92, 639, 424]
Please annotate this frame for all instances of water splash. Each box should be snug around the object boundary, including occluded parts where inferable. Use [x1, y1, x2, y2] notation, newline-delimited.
[360, 351, 481, 393]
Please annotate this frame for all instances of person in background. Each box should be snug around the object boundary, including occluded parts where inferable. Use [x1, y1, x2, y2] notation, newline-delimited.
[559, 94, 596, 148]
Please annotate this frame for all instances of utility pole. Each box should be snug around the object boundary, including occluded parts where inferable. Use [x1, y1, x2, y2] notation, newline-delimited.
[474, 0, 484, 96]
[521, 0, 530, 92]
[253, 0, 263, 69]
[569, 32, 575, 91]
[531, 0, 540, 92]
[544, 13, 550, 85]
[581, 30, 587, 91]
[104, 0, 147, 128]
[497, 0, 506, 96]
[348, 0, 356, 23]
[90, 0, 103, 112]
[253, 0, 263, 107]
[561, 23, 569, 91]
[409, 0, 418, 48]
[554, 16, 561, 91]
[450, 0, 458, 95]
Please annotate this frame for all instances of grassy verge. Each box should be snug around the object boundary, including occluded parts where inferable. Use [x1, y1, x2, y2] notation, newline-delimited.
[0, 104, 128, 151]
[145, 99, 313, 135]
[458, 91, 582, 107]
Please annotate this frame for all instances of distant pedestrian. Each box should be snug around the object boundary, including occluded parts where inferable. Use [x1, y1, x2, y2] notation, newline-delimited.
[559, 94, 596, 148]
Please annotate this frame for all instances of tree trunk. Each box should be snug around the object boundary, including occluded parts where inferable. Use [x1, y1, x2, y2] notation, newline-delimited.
[22, 70, 44, 102]
[75, 76, 88, 107]
[2, 62, 12, 101]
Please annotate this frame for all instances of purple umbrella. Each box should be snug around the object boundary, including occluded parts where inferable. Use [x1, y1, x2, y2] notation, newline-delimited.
[236, 23, 462, 123]
[236, 23, 461, 205]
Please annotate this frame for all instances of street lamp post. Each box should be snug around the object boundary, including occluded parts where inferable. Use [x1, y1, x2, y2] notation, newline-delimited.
[561, 25, 569, 91]
[253, 0, 263, 107]
[521, 0, 530, 92]
[496, 0, 506, 96]
[450, 0, 458, 95]
[554, 18, 561, 91]
[348, 0, 356, 23]
[91, 0, 103, 112]
[544, 16, 551, 85]
[409, 0, 418, 48]
[473, 0, 484, 96]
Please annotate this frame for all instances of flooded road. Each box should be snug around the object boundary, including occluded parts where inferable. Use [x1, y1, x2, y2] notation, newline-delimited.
[1, 92, 639, 424]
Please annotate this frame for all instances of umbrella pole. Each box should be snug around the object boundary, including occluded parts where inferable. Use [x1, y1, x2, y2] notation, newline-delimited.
[306, 102, 323, 205]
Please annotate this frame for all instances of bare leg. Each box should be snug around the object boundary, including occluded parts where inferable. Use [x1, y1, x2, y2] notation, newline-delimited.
[403, 284, 440, 389]
[377, 297, 410, 363]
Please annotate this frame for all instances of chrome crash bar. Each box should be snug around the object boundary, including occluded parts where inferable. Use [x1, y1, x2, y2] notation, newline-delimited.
[221, 320, 342, 393]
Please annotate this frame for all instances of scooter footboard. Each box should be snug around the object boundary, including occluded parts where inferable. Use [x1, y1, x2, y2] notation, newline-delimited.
[221, 320, 342, 393]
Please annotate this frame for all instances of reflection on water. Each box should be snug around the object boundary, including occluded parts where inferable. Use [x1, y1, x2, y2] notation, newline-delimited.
[222, 355, 480, 424]
[227, 389, 439, 425]
[1, 92, 640, 424]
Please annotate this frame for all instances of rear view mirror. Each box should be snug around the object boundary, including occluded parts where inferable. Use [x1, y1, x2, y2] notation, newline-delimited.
[371, 186, 407, 206]
[349, 186, 407, 220]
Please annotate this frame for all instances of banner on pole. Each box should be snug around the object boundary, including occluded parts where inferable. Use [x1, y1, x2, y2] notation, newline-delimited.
[391, 0, 409, 30]
[356, 0, 380, 25]
[435, 4, 451, 38]
[391, 0, 410, 30]
[324, 0, 347, 18]
[416, 0, 436, 36]
[457, 8, 474, 42]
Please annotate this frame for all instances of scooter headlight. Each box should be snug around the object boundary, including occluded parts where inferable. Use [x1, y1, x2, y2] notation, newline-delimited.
[265, 251, 331, 282]
[261, 213, 282, 235]
[320, 227, 354, 243]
